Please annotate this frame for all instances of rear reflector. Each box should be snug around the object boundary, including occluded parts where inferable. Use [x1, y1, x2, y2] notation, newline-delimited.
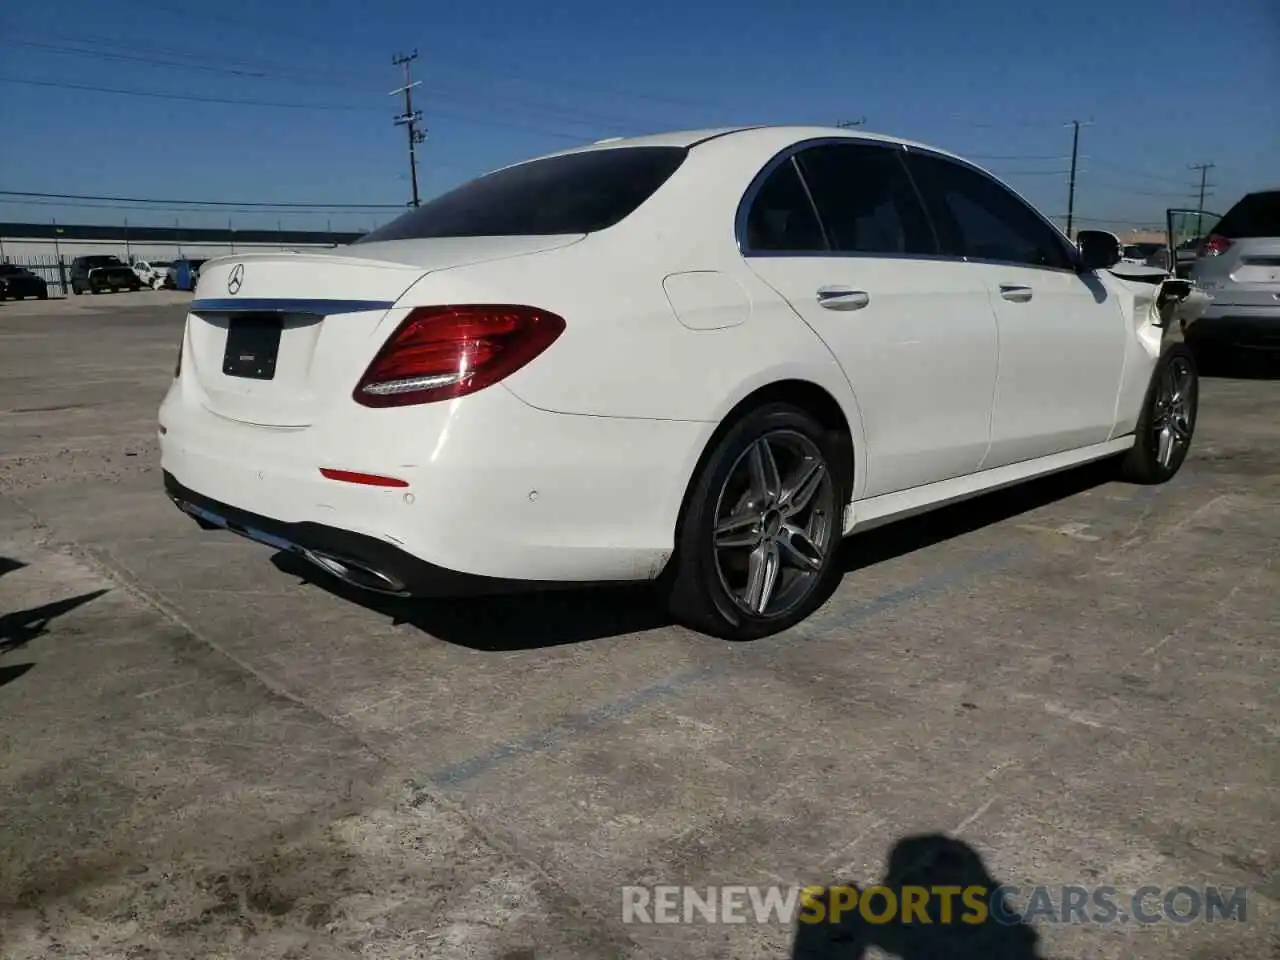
[319, 468, 409, 488]
[353, 304, 565, 407]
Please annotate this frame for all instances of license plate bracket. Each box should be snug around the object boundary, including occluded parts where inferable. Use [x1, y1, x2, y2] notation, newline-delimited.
[223, 314, 283, 380]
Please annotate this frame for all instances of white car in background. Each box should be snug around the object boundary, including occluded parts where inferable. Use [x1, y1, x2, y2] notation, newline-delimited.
[159, 126, 1204, 640]
[131, 259, 171, 289]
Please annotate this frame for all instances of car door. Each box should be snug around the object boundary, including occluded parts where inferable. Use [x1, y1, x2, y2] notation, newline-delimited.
[742, 140, 999, 498]
[905, 149, 1127, 468]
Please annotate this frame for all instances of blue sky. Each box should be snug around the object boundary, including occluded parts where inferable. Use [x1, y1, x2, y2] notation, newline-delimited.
[1, 0, 1276, 234]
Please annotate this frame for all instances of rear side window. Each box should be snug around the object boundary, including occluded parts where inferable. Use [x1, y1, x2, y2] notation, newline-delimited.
[743, 158, 827, 252]
[1214, 191, 1280, 239]
[357, 146, 688, 243]
[795, 143, 936, 255]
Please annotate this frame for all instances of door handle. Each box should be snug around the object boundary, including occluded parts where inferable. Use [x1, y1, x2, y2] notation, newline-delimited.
[999, 284, 1033, 303]
[816, 286, 870, 310]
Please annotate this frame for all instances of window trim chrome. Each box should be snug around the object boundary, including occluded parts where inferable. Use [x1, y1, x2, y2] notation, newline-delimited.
[734, 135, 1087, 276]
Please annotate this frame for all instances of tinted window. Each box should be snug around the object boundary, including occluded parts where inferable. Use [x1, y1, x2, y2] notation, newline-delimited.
[357, 147, 688, 243]
[1214, 190, 1280, 239]
[743, 158, 827, 252]
[907, 153, 1074, 269]
[795, 144, 936, 255]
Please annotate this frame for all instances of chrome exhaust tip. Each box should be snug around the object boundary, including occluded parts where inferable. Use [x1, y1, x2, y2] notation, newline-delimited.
[301, 549, 410, 597]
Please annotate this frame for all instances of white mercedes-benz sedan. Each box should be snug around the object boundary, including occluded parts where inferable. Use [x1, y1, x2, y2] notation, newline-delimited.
[159, 125, 1202, 640]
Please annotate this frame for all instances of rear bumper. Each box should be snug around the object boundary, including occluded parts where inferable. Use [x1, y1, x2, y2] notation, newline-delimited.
[159, 380, 712, 585]
[1188, 303, 1280, 348]
[165, 471, 531, 596]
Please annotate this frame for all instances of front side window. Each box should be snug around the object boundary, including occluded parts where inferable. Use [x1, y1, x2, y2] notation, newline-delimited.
[794, 144, 936, 256]
[907, 152, 1075, 270]
[742, 158, 827, 253]
[357, 146, 688, 243]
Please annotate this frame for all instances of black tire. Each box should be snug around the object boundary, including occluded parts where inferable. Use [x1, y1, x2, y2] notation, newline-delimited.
[71, 282, 82, 296]
[663, 402, 851, 640]
[38, 290, 48, 300]
[1117, 343, 1198, 484]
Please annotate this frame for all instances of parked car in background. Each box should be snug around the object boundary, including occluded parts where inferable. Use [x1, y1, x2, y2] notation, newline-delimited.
[1185, 188, 1280, 354]
[0, 263, 49, 300]
[160, 125, 1206, 640]
[70, 255, 142, 295]
[1120, 242, 1164, 265]
[132, 259, 172, 289]
[166, 258, 208, 292]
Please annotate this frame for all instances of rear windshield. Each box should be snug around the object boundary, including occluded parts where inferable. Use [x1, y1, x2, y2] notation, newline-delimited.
[1214, 190, 1280, 239]
[356, 146, 688, 243]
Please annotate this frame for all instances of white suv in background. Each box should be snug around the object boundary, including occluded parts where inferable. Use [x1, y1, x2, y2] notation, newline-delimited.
[1187, 189, 1280, 355]
[132, 260, 172, 290]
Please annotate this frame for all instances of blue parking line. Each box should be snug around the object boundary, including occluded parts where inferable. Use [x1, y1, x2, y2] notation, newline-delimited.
[426, 548, 1017, 788]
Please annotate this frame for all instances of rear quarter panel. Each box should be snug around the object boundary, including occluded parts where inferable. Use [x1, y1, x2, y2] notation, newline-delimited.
[396, 236, 860, 426]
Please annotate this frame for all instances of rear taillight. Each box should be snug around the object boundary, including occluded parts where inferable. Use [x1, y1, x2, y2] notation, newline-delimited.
[354, 305, 565, 407]
[1198, 234, 1232, 257]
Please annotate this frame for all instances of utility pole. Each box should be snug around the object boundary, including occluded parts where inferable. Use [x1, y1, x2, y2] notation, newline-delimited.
[1189, 162, 1215, 236]
[1064, 119, 1084, 240]
[836, 118, 866, 128]
[391, 51, 426, 208]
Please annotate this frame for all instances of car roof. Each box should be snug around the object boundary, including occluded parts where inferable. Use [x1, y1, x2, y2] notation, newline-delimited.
[508, 124, 968, 167]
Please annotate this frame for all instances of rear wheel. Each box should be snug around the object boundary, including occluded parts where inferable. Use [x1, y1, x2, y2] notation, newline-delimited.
[663, 403, 849, 640]
[1118, 343, 1198, 484]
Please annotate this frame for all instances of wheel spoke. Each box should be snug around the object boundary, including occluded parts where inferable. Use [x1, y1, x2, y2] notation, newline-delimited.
[714, 512, 759, 549]
[1171, 361, 1193, 404]
[747, 439, 782, 504]
[1156, 423, 1176, 467]
[778, 523, 823, 571]
[743, 542, 781, 614]
[779, 457, 826, 518]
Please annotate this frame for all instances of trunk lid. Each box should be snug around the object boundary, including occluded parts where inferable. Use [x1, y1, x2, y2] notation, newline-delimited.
[185, 236, 580, 427]
[1222, 238, 1280, 300]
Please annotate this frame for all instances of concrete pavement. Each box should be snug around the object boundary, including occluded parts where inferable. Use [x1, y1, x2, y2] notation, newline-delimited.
[1, 301, 1276, 959]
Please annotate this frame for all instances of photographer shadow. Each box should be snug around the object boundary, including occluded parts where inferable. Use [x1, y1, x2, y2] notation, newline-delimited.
[792, 834, 1042, 960]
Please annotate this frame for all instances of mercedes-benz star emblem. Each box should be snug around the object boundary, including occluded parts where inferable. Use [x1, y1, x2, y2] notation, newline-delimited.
[227, 263, 245, 295]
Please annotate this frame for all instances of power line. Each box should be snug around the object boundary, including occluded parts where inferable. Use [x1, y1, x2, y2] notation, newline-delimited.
[993, 169, 1073, 176]
[0, 76, 372, 110]
[4, 37, 643, 130]
[0, 75, 599, 141]
[1089, 157, 1196, 185]
[0, 190, 403, 209]
[966, 153, 1068, 161]
[4, 39, 326, 84]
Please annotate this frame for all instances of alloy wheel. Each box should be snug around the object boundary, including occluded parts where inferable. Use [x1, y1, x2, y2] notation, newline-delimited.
[1152, 355, 1195, 468]
[711, 429, 837, 618]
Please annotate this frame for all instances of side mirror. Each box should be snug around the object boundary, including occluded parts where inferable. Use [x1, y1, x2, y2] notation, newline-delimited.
[1077, 230, 1123, 271]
